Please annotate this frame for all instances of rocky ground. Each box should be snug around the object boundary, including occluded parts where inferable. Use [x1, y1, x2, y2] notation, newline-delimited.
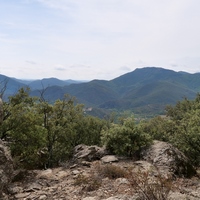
[4, 159, 200, 200]
[1, 141, 200, 200]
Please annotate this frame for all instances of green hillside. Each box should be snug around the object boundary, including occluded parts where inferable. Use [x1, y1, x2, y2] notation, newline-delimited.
[1, 67, 200, 116]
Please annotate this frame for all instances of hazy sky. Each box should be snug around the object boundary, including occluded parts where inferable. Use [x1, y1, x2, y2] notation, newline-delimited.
[1, 0, 200, 80]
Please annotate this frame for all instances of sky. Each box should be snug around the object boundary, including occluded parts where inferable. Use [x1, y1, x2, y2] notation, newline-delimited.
[1, 0, 200, 80]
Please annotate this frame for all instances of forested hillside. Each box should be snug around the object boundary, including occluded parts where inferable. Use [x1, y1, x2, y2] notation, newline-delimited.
[1, 67, 200, 115]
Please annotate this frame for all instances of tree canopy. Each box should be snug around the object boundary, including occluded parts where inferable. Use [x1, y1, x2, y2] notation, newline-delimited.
[1, 88, 200, 169]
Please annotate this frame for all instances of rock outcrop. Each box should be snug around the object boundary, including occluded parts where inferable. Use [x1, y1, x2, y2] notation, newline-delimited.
[140, 140, 196, 177]
[73, 144, 108, 162]
[0, 140, 14, 197]
[6, 159, 200, 200]
[2, 142, 200, 199]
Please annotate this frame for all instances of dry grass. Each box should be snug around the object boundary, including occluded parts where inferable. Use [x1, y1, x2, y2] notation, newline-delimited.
[74, 162, 176, 199]
[95, 163, 128, 179]
[126, 169, 175, 200]
[73, 174, 102, 192]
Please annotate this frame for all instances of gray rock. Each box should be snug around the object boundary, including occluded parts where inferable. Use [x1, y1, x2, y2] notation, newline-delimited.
[72, 170, 80, 175]
[7, 186, 23, 195]
[101, 155, 118, 163]
[39, 194, 47, 200]
[140, 140, 196, 178]
[73, 144, 108, 162]
[83, 197, 98, 200]
[25, 182, 42, 192]
[0, 140, 14, 197]
[14, 192, 30, 199]
[105, 195, 136, 200]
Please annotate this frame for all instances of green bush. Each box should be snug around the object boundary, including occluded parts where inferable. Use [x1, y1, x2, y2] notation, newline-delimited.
[165, 95, 200, 167]
[101, 117, 152, 157]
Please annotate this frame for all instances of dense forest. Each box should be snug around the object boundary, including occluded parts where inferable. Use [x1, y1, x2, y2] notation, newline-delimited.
[0, 87, 200, 169]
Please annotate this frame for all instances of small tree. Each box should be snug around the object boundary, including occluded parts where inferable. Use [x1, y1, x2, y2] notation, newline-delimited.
[101, 117, 152, 156]
[0, 88, 47, 168]
[75, 116, 107, 146]
[165, 94, 200, 167]
[139, 116, 177, 142]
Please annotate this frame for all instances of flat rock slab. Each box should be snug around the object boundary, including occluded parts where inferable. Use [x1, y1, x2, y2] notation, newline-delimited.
[101, 155, 118, 163]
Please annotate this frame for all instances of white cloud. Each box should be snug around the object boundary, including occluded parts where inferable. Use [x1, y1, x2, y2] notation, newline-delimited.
[26, 60, 37, 65]
[119, 66, 131, 72]
[1, 0, 200, 79]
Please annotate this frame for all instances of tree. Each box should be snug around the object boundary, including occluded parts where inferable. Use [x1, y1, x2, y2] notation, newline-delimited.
[74, 115, 107, 146]
[35, 94, 85, 167]
[101, 117, 152, 156]
[139, 116, 177, 142]
[165, 94, 200, 166]
[0, 87, 46, 168]
[0, 78, 9, 131]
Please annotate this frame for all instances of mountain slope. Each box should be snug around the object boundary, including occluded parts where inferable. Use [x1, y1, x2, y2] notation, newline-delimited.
[28, 78, 84, 90]
[2, 67, 200, 115]
[0, 74, 27, 99]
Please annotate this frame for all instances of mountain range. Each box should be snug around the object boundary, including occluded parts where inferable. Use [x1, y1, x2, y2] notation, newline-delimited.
[1, 67, 200, 115]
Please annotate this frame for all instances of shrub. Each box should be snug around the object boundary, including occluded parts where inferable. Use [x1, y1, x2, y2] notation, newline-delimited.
[96, 163, 128, 179]
[101, 117, 152, 157]
[74, 174, 102, 192]
[127, 169, 175, 200]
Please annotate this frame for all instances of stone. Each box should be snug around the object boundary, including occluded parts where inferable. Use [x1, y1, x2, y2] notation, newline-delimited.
[14, 192, 30, 199]
[140, 140, 196, 178]
[39, 194, 47, 199]
[25, 182, 42, 192]
[7, 186, 23, 195]
[101, 155, 118, 163]
[82, 197, 98, 200]
[73, 144, 108, 162]
[55, 170, 69, 179]
[0, 140, 14, 197]
[36, 169, 54, 180]
[72, 170, 80, 175]
[105, 195, 135, 200]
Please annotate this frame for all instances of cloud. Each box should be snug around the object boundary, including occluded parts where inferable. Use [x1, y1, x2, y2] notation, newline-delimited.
[26, 60, 37, 65]
[1, 0, 200, 80]
[54, 65, 66, 71]
[119, 66, 131, 71]
[35, 0, 76, 11]
[69, 64, 91, 69]
[55, 67, 66, 71]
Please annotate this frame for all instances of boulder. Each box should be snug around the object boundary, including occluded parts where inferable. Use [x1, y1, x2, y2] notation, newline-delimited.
[73, 144, 108, 162]
[101, 155, 118, 163]
[140, 140, 196, 178]
[0, 140, 14, 196]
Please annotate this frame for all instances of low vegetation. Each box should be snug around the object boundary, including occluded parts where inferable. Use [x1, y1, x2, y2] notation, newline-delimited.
[74, 163, 175, 200]
[101, 117, 152, 156]
[96, 163, 128, 179]
[127, 169, 174, 200]
[74, 174, 102, 192]
[0, 87, 200, 170]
